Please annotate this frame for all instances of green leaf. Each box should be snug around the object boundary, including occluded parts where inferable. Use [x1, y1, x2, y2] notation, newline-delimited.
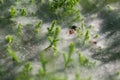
[35, 29, 40, 33]
[53, 41, 57, 47]
[17, 23, 23, 36]
[47, 20, 57, 35]
[18, 23, 23, 30]
[39, 68, 46, 76]
[53, 46, 58, 56]
[35, 20, 42, 29]
[24, 62, 32, 72]
[63, 53, 67, 63]
[48, 36, 53, 43]
[5, 35, 14, 43]
[68, 43, 75, 57]
[64, 43, 75, 68]
[54, 26, 61, 39]
[16, 62, 32, 80]
[21, 8, 27, 16]
[9, 6, 17, 17]
[81, 21, 85, 30]
[85, 30, 90, 39]
[40, 52, 47, 72]
[76, 28, 81, 37]
[34, 20, 42, 34]
[84, 30, 90, 44]
[51, 20, 56, 29]
[7, 45, 21, 63]
[78, 53, 88, 66]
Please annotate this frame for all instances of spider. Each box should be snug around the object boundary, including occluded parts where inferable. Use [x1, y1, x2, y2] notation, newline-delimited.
[68, 25, 77, 35]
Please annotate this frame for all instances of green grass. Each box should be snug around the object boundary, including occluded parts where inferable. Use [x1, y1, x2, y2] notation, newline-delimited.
[63, 43, 75, 69]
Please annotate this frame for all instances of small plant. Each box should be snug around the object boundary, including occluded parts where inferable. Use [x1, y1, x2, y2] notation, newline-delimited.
[76, 21, 91, 45]
[47, 20, 57, 36]
[63, 43, 75, 69]
[49, 0, 81, 23]
[6, 45, 21, 63]
[71, 12, 82, 22]
[78, 52, 88, 66]
[34, 20, 42, 34]
[5, 35, 14, 43]
[76, 27, 82, 38]
[83, 30, 90, 44]
[9, 6, 17, 17]
[20, 8, 27, 16]
[16, 62, 33, 80]
[38, 67, 46, 77]
[17, 23, 23, 36]
[47, 20, 61, 56]
[76, 20, 90, 40]
[78, 52, 95, 67]
[39, 52, 47, 75]
[52, 26, 61, 55]
[81, 20, 85, 31]
[50, 0, 80, 10]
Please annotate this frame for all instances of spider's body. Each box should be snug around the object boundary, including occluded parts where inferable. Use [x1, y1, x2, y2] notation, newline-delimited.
[69, 29, 75, 35]
[68, 25, 78, 35]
